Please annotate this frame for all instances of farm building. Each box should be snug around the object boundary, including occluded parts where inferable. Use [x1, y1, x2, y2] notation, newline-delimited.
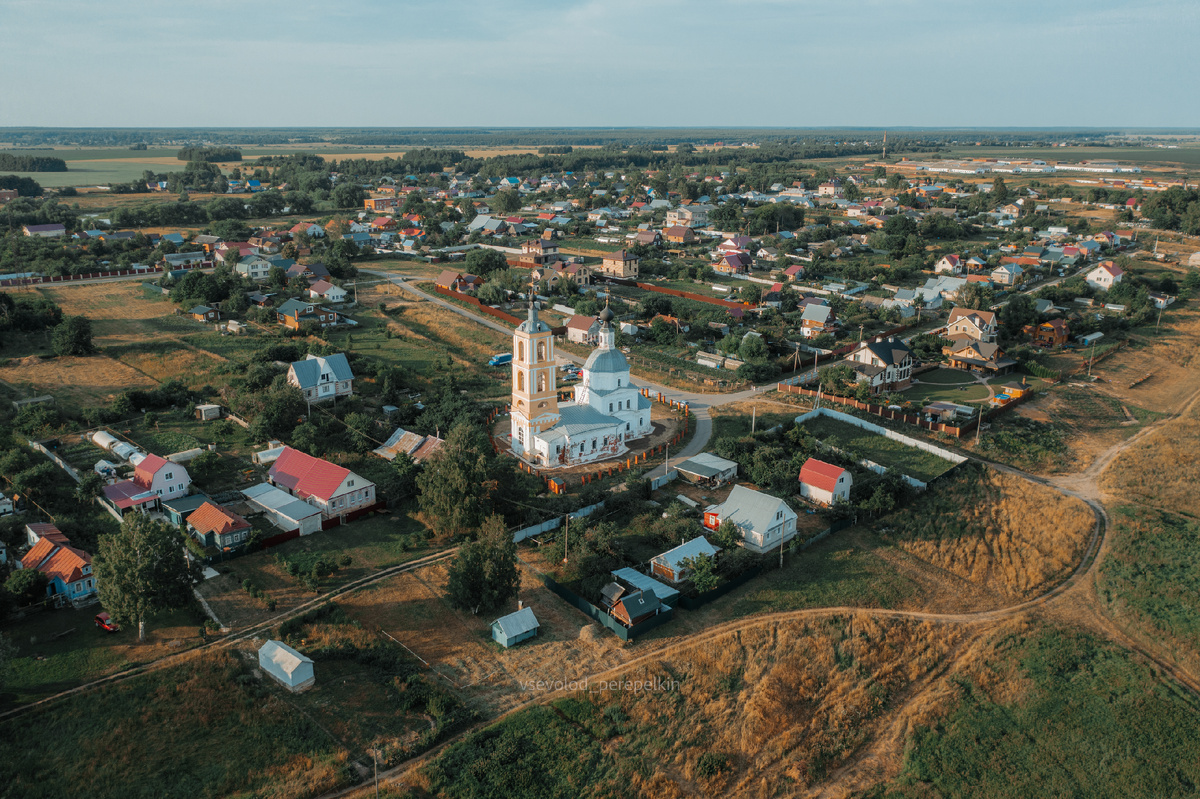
[491, 605, 540, 648]
[195, 404, 222, 421]
[703, 485, 798, 554]
[674, 453, 738, 485]
[258, 640, 315, 692]
[798, 458, 852, 506]
[608, 567, 680, 606]
[241, 483, 324, 536]
[610, 589, 663, 626]
[651, 536, 721, 583]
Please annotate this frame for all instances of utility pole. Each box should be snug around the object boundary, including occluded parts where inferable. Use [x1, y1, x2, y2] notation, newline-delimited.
[1156, 302, 1164, 335]
[373, 750, 379, 799]
[562, 513, 569, 564]
[751, 405, 756, 433]
[1088, 338, 1098, 377]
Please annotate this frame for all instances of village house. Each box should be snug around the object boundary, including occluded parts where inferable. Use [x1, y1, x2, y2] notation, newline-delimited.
[518, 238, 560, 267]
[22, 223, 66, 238]
[306, 280, 348, 303]
[1086, 262, 1125, 291]
[799, 303, 836, 338]
[634, 229, 662, 247]
[991, 263, 1024, 286]
[713, 251, 753, 275]
[186, 501, 252, 552]
[287, 353, 354, 402]
[16, 523, 96, 606]
[703, 485, 798, 554]
[598, 250, 639, 279]
[610, 589, 663, 626]
[564, 315, 601, 345]
[276, 298, 340, 330]
[234, 254, 274, 281]
[946, 339, 1018, 374]
[798, 458, 852, 506]
[782, 263, 805, 282]
[1024, 319, 1070, 348]
[946, 308, 997, 344]
[268, 447, 378, 521]
[664, 225, 696, 244]
[650, 536, 720, 583]
[935, 254, 964, 275]
[491, 605, 540, 648]
[189, 305, 219, 323]
[666, 205, 709, 228]
[843, 336, 915, 392]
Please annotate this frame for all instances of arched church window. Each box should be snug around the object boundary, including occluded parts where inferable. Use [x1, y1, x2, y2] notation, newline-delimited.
[517, 372, 525, 391]
[518, 341, 525, 362]
[536, 341, 546, 362]
[537, 373, 547, 392]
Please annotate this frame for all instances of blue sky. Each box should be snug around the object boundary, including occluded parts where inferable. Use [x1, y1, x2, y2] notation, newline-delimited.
[2, 0, 1197, 127]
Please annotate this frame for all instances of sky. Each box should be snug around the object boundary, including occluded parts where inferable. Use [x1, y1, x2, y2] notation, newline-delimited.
[2, 0, 1198, 128]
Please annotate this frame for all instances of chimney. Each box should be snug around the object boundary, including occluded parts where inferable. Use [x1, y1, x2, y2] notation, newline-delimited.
[517, 600, 523, 610]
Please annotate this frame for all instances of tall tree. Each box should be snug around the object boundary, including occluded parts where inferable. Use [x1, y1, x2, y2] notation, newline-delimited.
[95, 513, 199, 641]
[445, 515, 519, 614]
[417, 423, 499, 537]
[51, 315, 94, 357]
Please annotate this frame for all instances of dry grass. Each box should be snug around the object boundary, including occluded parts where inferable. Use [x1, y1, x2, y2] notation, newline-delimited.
[883, 466, 1093, 600]
[1100, 401, 1200, 518]
[0, 353, 158, 404]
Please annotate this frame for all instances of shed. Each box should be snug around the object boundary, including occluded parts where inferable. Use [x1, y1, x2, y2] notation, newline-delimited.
[674, 453, 738, 485]
[491, 605, 539, 648]
[650, 536, 721, 583]
[258, 640, 315, 692]
[798, 458, 852, 506]
[195, 404, 222, 421]
[241, 482, 323, 536]
[161, 493, 213, 527]
[611, 589, 662, 626]
[610, 567, 680, 605]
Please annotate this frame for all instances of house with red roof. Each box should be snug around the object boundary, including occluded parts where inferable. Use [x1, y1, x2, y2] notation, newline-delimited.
[268, 447, 378, 521]
[134, 454, 191, 500]
[186, 502, 252, 551]
[17, 527, 97, 606]
[1086, 261, 1124, 291]
[799, 458, 852, 506]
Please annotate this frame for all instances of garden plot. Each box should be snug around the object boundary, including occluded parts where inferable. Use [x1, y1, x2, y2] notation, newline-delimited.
[800, 414, 958, 483]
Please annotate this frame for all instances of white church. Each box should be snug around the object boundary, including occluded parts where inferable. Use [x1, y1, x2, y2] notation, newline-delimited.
[510, 303, 653, 467]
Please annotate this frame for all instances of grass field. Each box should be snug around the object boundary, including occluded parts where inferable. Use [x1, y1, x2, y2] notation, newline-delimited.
[1100, 400, 1200, 518]
[881, 464, 1093, 601]
[912, 367, 976, 386]
[0, 604, 206, 707]
[867, 623, 1200, 799]
[801, 414, 957, 483]
[1098, 505, 1200, 678]
[942, 144, 1200, 168]
[415, 615, 968, 798]
[903, 381, 990, 405]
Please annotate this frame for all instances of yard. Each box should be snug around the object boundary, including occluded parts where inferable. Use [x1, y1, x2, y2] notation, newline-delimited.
[800, 414, 957, 483]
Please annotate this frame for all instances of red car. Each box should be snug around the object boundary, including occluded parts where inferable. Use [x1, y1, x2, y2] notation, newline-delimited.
[94, 612, 120, 633]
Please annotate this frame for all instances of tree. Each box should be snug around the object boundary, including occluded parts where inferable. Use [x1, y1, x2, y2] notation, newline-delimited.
[51, 315, 95, 357]
[5, 568, 48, 606]
[1000, 293, 1038, 338]
[681, 553, 720, 593]
[992, 177, 1009, 204]
[417, 423, 499, 537]
[490, 190, 521, 215]
[954, 282, 995, 312]
[96, 514, 199, 641]
[463, 247, 510, 279]
[75, 470, 104, 503]
[739, 333, 768, 362]
[712, 519, 742, 550]
[0, 633, 15, 690]
[343, 412, 377, 453]
[445, 514, 519, 614]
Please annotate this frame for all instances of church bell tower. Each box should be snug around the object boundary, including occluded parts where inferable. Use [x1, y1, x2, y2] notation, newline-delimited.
[510, 302, 560, 460]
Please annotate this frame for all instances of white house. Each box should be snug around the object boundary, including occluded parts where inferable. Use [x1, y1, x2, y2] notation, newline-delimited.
[134, 454, 191, 500]
[703, 485, 797, 554]
[564, 315, 600, 345]
[234, 255, 274, 281]
[991, 263, 1024, 286]
[946, 308, 998, 344]
[843, 336, 915, 392]
[287, 353, 355, 403]
[258, 640, 315, 692]
[935, 255, 964, 275]
[268, 447, 377, 520]
[1086, 262, 1125, 291]
[799, 458, 852, 506]
[306, 280, 348, 303]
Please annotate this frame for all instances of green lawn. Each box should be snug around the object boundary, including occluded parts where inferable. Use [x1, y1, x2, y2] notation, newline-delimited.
[801, 415, 957, 483]
[913, 367, 976, 386]
[903, 381, 991, 405]
[0, 604, 206, 707]
[711, 409, 799, 440]
[866, 624, 1200, 799]
[1098, 505, 1200, 671]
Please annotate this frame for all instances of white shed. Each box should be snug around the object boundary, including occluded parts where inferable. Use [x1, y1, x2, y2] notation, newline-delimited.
[258, 640, 315, 692]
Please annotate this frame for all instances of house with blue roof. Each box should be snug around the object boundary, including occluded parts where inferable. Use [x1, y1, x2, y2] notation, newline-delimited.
[286, 353, 355, 403]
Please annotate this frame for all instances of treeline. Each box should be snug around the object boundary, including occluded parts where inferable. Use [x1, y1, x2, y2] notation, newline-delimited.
[0, 293, 63, 332]
[0, 175, 43, 196]
[0, 154, 67, 172]
[177, 146, 242, 162]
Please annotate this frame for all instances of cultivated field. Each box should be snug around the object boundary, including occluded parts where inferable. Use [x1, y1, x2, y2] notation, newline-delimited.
[800, 414, 957, 483]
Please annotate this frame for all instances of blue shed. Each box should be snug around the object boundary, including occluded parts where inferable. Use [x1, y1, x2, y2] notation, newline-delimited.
[491, 605, 539, 648]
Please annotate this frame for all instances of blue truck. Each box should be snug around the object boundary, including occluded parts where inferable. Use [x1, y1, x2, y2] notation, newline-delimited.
[488, 353, 513, 367]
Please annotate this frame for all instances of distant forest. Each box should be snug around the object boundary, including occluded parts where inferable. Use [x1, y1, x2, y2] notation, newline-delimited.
[0, 127, 1137, 150]
[0, 153, 68, 172]
[176, 146, 242, 162]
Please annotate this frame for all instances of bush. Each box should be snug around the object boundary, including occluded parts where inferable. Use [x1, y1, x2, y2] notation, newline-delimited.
[696, 752, 730, 778]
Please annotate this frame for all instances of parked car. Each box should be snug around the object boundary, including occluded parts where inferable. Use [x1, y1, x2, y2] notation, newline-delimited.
[95, 612, 120, 633]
